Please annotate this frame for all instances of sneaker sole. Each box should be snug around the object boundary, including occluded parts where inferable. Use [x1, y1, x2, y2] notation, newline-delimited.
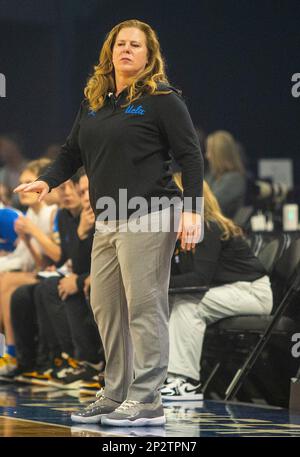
[162, 393, 204, 401]
[0, 369, 17, 377]
[79, 389, 99, 396]
[30, 380, 52, 387]
[0, 376, 17, 383]
[71, 413, 107, 424]
[101, 416, 166, 427]
[48, 380, 82, 390]
[15, 376, 51, 386]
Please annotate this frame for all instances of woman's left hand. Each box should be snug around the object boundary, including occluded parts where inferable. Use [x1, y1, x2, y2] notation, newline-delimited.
[177, 211, 202, 251]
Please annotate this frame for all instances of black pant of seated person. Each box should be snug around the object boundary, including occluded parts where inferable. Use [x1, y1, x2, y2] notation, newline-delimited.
[34, 281, 69, 364]
[10, 284, 62, 372]
[36, 277, 104, 364]
[35, 279, 74, 359]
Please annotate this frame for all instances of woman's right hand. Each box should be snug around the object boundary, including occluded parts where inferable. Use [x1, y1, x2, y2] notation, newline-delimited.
[13, 180, 49, 202]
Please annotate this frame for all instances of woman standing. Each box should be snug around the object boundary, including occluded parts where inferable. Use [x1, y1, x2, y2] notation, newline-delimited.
[14, 20, 203, 427]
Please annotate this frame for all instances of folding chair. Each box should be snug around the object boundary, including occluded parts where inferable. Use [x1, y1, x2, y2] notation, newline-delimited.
[224, 239, 300, 400]
[201, 236, 300, 402]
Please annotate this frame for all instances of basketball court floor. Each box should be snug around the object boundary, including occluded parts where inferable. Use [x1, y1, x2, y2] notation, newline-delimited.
[1, 383, 300, 437]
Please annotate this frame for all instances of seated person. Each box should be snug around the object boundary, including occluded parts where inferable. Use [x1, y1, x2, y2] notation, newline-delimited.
[205, 130, 246, 218]
[0, 158, 58, 272]
[8, 170, 104, 388]
[161, 176, 273, 400]
[0, 158, 59, 374]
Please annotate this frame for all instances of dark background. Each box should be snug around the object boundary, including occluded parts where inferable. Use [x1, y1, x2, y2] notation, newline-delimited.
[0, 0, 299, 181]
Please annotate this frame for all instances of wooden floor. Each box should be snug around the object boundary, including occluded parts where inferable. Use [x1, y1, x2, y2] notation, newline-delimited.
[1, 383, 300, 437]
[0, 416, 73, 437]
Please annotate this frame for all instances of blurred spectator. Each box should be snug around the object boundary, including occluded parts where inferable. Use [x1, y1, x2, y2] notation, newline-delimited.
[44, 185, 61, 208]
[0, 158, 59, 375]
[8, 170, 104, 387]
[0, 158, 58, 272]
[0, 182, 22, 255]
[0, 183, 13, 207]
[205, 130, 247, 218]
[0, 134, 28, 208]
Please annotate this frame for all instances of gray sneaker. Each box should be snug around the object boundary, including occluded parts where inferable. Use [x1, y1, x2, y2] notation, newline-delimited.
[71, 389, 120, 424]
[101, 399, 166, 427]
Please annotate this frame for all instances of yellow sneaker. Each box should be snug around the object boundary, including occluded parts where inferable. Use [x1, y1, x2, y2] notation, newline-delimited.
[0, 354, 17, 376]
[15, 370, 52, 386]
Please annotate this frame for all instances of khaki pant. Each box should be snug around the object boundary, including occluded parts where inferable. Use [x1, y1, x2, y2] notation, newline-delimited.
[90, 209, 179, 403]
[168, 275, 273, 381]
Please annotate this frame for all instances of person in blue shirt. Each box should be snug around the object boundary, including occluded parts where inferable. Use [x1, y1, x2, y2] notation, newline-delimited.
[0, 207, 22, 253]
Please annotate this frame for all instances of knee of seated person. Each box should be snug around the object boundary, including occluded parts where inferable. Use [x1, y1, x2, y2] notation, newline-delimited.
[11, 284, 31, 302]
[171, 296, 199, 315]
[10, 286, 30, 316]
[0, 271, 9, 282]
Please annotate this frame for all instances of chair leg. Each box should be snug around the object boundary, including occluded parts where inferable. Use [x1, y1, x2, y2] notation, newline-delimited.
[224, 284, 300, 401]
[202, 362, 221, 393]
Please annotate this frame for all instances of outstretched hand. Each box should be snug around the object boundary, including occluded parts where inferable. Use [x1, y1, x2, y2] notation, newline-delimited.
[13, 180, 50, 203]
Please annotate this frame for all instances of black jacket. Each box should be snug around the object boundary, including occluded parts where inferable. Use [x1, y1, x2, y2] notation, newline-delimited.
[39, 83, 203, 219]
[56, 208, 93, 291]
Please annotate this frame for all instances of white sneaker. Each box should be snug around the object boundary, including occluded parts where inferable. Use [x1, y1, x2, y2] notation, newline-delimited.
[161, 377, 203, 401]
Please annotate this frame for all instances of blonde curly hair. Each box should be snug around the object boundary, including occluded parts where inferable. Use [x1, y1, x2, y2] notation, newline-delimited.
[84, 19, 171, 111]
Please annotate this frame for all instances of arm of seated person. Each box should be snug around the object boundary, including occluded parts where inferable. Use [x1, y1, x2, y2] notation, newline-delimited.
[14, 214, 61, 264]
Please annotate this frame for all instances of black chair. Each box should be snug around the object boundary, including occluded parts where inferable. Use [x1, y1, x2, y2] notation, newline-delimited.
[245, 232, 276, 257]
[245, 231, 292, 259]
[204, 237, 300, 402]
[257, 238, 280, 274]
[225, 271, 300, 401]
[168, 286, 209, 314]
[233, 206, 255, 230]
[169, 286, 208, 295]
[245, 232, 264, 256]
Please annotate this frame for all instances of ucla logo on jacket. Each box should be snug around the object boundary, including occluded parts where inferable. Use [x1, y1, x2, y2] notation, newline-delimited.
[125, 104, 145, 115]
